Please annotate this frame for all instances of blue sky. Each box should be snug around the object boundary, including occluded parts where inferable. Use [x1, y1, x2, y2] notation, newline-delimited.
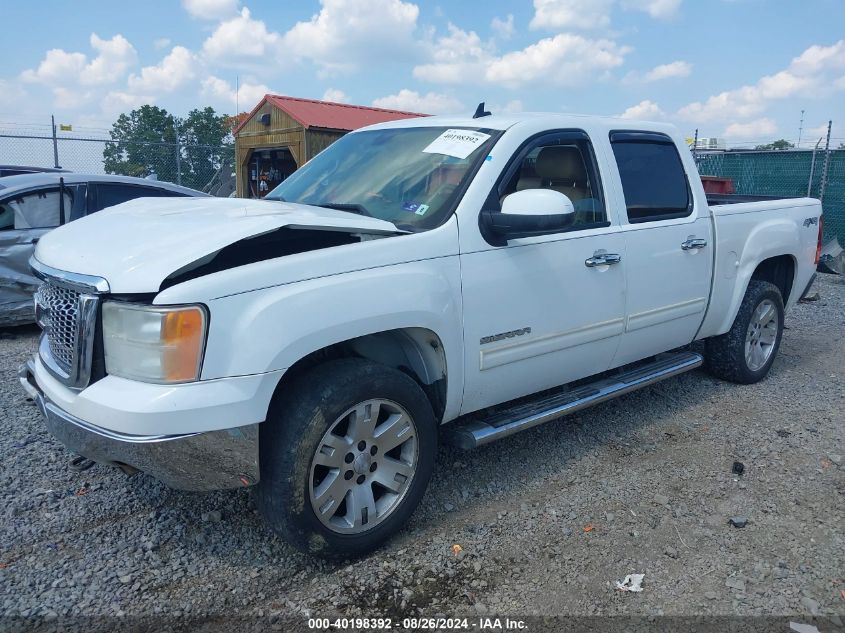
[1, 0, 844, 147]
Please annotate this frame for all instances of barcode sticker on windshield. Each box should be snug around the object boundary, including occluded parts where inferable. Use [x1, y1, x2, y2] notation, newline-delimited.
[422, 129, 491, 159]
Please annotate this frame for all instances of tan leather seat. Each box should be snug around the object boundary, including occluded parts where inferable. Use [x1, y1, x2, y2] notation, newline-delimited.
[534, 146, 590, 202]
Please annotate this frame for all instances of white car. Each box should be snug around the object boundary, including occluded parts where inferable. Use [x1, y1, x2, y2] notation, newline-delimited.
[20, 113, 822, 557]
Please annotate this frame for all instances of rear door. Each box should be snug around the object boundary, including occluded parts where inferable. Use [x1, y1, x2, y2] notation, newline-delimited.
[607, 131, 712, 366]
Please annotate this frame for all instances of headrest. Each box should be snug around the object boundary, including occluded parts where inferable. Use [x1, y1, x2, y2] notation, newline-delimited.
[535, 146, 588, 182]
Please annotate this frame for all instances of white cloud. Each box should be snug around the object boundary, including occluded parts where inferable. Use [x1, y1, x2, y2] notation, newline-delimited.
[413, 24, 491, 84]
[21, 33, 137, 87]
[83, 35, 138, 84]
[485, 34, 631, 88]
[790, 40, 845, 74]
[529, 0, 679, 30]
[128, 46, 196, 94]
[322, 88, 350, 103]
[530, 0, 614, 30]
[283, 0, 420, 75]
[102, 90, 154, 115]
[491, 14, 515, 40]
[182, 0, 240, 20]
[201, 75, 270, 109]
[53, 87, 93, 110]
[372, 89, 462, 114]
[21, 49, 86, 84]
[0, 80, 26, 109]
[620, 99, 665, 119]
[501, 99, 523, 113]
[621, 0, 681, 18]
[723, 118, 777, 139]
[644, 60, 691, 81]
[678, 40, 845, 124]
[202, 8, 282, 63]
[624, 60, 691, 83]
[415, 27, 630, 88]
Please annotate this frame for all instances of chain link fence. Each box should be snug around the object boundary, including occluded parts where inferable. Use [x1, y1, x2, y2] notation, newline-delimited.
[0, 130, 235, 196]
[695, 148, 845, 246]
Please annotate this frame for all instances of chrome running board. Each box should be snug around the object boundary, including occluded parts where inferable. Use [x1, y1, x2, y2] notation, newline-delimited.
[444, 351, 703, 449]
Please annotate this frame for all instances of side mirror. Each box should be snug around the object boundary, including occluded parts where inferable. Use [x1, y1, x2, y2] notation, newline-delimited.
[481, 189, 575, 244]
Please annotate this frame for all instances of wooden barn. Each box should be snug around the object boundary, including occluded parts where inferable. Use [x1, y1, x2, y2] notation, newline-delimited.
[233, 95, 425, 198]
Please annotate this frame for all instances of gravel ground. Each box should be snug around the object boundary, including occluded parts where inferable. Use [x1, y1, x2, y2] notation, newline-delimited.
[1, 274, 843, 628]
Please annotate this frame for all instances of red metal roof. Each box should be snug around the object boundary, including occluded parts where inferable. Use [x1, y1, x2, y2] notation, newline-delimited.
[233, 94, 427, 135]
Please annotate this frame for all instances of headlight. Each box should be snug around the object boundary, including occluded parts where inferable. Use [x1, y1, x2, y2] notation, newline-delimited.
[102, 302, 207, 383]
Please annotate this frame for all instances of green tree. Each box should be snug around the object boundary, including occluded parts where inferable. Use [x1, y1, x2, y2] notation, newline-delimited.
[754, 139, 795, 150]
[104, 105, 232, 190]
[103, 105, 178, 181]
[179, 107, 232, 190]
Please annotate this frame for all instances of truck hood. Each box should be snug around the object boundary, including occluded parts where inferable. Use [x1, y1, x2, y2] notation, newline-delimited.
[34, 196, 405, 293]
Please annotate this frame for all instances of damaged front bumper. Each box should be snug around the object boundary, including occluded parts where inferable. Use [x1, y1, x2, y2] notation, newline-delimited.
[19, 359, 259, 491]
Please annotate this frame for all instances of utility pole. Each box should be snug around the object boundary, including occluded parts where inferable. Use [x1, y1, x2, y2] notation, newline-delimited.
[51, 114, 60, 168]
[819, 120, 832, 204]
[174, 119, 182, 186]
[797, 110, 804, 148]
[807, 137, 823, 197]
[692, 128, 699, 164]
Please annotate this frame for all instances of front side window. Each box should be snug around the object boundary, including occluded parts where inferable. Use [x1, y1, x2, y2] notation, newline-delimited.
[610, 132, 691, 223]
[498, 136, 607, 228]
[0, 188, 72, 230]
[265, 126, 498, 231]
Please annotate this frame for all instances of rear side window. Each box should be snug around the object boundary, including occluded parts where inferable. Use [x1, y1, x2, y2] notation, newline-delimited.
[0, 188, 73, 230]
[94, 183, 185, 212]
[610, 131, 691, 223]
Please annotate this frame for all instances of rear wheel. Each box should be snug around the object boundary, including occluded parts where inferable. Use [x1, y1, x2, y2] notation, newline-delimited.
[254, 359, 436, 558]
[704, 280, 784, 384]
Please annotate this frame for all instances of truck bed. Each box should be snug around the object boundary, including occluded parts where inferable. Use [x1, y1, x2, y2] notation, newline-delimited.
[706, 193, 789, 205]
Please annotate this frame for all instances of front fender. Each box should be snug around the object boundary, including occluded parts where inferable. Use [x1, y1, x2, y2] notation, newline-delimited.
[200, 257, 464, 421]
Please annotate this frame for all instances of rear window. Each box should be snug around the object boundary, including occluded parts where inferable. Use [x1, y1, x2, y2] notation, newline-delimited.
[93, 183, 188, 211]
[610, 132, 691, 223]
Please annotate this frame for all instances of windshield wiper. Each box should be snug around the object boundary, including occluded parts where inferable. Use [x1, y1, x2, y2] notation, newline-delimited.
[314, 202, 372, 217]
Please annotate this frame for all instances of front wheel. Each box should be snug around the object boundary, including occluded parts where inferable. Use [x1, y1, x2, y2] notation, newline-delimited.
[704, 280, 785, 384]
[254, 359, 437, 558]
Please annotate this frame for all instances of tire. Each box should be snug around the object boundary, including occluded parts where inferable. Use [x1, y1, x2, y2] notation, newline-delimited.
[704, 280, 785, 384]
[254, 359, 437, 558]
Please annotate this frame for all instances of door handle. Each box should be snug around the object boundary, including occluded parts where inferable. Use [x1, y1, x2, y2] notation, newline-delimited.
[585, 253, 622, 267]
[681, 238, 707, 251]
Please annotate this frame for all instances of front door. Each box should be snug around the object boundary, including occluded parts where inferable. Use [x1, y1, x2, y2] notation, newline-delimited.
[0, 185, 76, 323]
[459, 131, 627, 415]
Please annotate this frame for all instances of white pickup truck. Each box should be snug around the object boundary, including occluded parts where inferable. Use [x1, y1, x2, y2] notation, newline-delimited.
[20, 113, 823, 557]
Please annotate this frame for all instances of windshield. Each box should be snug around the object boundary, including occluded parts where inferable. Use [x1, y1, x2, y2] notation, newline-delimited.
[264, 126, 497, 230]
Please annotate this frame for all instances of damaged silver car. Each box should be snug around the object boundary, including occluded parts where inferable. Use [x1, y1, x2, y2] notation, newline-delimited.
[0, 173, 207, 325]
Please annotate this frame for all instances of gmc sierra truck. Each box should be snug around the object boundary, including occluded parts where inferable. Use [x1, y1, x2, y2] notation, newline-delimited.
[19, 113, 823, 557]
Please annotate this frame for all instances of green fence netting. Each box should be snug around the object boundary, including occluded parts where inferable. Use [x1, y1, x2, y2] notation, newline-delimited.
[696, 149, 845, 246]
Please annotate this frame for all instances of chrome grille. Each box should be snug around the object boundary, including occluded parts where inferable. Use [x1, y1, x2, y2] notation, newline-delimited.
[36, 283, 80, 374]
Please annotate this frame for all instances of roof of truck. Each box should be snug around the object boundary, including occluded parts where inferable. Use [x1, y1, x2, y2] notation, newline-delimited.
[361, 112, 679, 135]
